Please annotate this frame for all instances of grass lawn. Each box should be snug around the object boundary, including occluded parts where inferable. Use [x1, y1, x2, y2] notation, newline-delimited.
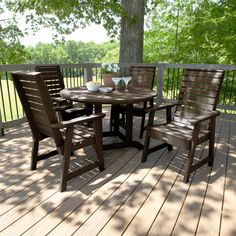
[0, 79, 23, 122]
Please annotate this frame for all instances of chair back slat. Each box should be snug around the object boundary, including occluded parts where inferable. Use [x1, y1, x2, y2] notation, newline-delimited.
[174, 69, 224, 127]
[35, 65, 65, 98]
[178, 93, 216, 105]
[11, 71, 63, 145]
[129, 66, 156, 90]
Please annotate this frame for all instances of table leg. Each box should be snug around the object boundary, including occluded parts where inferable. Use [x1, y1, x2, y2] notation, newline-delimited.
[125, 104, 143, 149]
[103, 103, 143, 150]
[125, 104, 133, 144]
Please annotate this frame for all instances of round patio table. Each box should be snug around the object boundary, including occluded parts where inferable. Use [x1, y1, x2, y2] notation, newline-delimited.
[60, 86, 156, 150]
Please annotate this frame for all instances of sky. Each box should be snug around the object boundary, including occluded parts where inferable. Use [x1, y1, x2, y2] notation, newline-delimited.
[20, 23, 111, 46]
[0, 4, 110, 46]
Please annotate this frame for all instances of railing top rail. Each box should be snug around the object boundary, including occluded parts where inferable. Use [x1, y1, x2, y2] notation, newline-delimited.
[0, 63, 160, 72]
[163, 63, 236, 70]
[0, 63, 90, 71]
[1, 63, 236, 72]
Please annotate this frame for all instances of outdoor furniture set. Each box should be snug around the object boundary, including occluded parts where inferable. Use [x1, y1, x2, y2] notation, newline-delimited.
[11, 66, 224, 191]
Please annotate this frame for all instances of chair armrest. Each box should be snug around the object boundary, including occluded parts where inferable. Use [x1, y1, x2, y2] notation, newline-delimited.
[51, 97, 68, 103]
[51, 113, 105, 129]
[190, 111, 220, 125]
[144, 103, 175, 113]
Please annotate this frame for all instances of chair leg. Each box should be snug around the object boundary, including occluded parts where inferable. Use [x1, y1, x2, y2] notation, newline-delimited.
[139, 114, 146, 139]
[167, 144, 173, 151]
[142, 135, 151, 162]
[59, 152, 71, 192]
[183, 146, 196, 183]
[208, 135, 215, 166]
[31, 140, 39, 170]
[94, 118, 105, 171]
[94, 144, 105, 171]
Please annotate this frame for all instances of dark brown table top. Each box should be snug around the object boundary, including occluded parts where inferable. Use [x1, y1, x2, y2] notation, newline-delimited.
[60, 86, 156, 105]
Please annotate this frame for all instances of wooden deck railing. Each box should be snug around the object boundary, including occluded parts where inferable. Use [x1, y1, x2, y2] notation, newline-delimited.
[0, 63, 236, 136]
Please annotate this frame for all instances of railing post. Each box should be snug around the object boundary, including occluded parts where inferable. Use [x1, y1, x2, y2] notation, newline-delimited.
[84, 64, 93, 84]
[156, 63, 165, 105]
[0, 108, 4, 136]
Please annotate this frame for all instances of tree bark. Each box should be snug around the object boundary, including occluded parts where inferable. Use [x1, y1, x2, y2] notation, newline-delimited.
[119, 0, 144, 63]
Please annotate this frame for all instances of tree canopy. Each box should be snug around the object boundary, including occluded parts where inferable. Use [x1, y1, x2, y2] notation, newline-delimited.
[5, 0, 124, 38]
[144, 0, 236, 64]
[0, 2, 28, 64]
[5, 0, 147, 63]
[1, 0, 236, 65]
[26, 40, 119, 64]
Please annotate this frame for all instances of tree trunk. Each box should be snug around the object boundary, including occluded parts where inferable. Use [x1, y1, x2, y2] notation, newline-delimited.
[119, 0, 144, 63]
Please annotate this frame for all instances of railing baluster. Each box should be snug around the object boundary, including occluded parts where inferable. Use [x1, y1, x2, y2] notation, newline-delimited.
[156, 63, 165, 105]
[5, 72, 14, 121]
[0, 73, 7, 122]
[0, 63, 236, 132]
[229, 70, 235, 106]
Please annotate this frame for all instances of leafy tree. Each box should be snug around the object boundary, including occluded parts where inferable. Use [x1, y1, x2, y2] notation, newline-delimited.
[144, 0, 236, 64]
[5, 0, 147, 63]
[0, 2, 29, 64]
[187, 0, 236, 64]
[25, 40, 119, 64]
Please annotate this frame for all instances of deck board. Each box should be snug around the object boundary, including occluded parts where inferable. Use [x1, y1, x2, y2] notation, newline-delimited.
[170, 113, 227, 236]
[0, 112, 235, 236]
[196, 113, 231, 235]
[220, 114, 236, 236]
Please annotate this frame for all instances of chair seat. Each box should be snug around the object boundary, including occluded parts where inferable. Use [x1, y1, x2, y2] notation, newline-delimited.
[147, 123, 210, 150]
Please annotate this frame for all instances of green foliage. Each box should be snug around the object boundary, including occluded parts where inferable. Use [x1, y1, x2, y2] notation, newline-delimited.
[2, 0, 236, 65]
[25, 40, 119, 64]
[0, 2, 29, 64]
[144, 0, 236, 64]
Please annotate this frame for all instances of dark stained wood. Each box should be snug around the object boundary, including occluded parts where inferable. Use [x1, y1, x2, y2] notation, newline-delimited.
[35, 65, 89, 120]
[11, 71, 105, 192]
[142, 68, 225, 183]
[110, 66, 156, 138]
[178, 93, 216, 105]
[60, 86, 156, 150]
[60, 86, 156, 105]
[179, 87, 218, 98]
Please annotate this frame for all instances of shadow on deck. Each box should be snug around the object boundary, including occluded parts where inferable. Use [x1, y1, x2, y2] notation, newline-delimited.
[0, 112, 236, 236]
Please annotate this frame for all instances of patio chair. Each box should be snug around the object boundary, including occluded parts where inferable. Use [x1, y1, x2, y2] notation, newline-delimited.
[142, 68, 224, 183]
[110, 66, 156, 138]
[35, 65, 91, 121]
[11, 71, 105, 192]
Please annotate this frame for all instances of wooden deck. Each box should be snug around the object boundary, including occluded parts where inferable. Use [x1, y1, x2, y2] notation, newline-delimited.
[0, 110, 236, 236]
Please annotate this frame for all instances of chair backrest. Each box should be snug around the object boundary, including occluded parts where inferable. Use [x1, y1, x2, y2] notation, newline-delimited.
[174, 68, 224, 126]
[35, 65, 65, 98]
[129, 66, 156, 90]
[11, 71, 64, 146]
